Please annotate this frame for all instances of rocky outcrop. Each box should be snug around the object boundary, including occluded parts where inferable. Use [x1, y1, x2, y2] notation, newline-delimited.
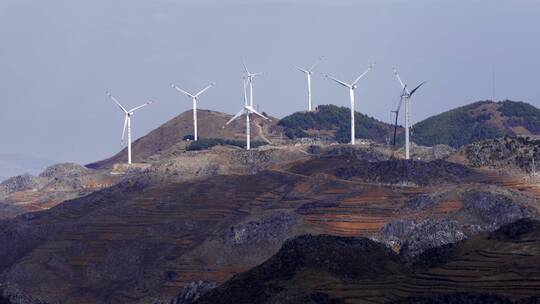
[0, 175, 41, 198]
[38, 163, 90, 179]
[38, 163, 93, 191]
[195, 219, 540, 304]
[0, 163, 95, 199]
[461, 190, 538, 230]
[165, 281, 218, 304]
[0, 284, 46, 304]
[379, 187, 539, 257]
[461, 136, 540, 172]
[375, 219, 466, 258]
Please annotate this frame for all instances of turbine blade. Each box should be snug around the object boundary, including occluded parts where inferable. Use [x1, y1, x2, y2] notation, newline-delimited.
[294, 65, 309, 74]
[121, 115, 128, 143]
[352, 63, 375, 86]
[409, 81, 427, 97]
[129, 100, 154, 112]
[243, 79, 249, 107]
[395, 92, 405, 113]
[247, 106, 267, 119]
[171, 84, 195, 98]
[242, 60, 250, 75]
[393, 67, 407, 91]
[322, 73, 351, 88]
[308, 56, 324, 72]
[106, 92, 128, 113]
[195, 82, 215, 97]
[224, 109, 246, 126]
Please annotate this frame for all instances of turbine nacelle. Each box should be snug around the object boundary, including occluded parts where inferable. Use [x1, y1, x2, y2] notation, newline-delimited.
[106, 92, 154, 164]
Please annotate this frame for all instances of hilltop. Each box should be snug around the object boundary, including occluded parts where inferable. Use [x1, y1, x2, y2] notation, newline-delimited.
[0, 163, 117, 218]
[278, 100, 540, 149]
[85, 100, 540, 169]
[411, 100, 540, 148]
[278, 104, 398, 143]
[87, 109, 278, 169]
[0, 153, 56, 183]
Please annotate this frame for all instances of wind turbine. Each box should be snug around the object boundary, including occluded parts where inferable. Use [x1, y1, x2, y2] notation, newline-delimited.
[392, 68, 427, 160]
[242, 61, 262, 108]
[223, 77, 267, 150]
[107, 92, 154, 165]
[294, 57, 323, 111]
[323, 63, 375, 145]
[171, 82, 215, 141]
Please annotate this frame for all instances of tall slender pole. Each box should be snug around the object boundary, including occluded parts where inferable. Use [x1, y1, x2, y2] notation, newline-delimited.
[350, 88, 355, 145]
[127, 115, 132, 164]
[193, 97, 198, 141]
[405, 97, 410, 160]
[249, 77, 253, 108]
[246, 113, 251, 150]
[307, 73, 312, 111]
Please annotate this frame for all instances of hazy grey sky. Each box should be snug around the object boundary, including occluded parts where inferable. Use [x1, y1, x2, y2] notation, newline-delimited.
[0, 0, 539, 164]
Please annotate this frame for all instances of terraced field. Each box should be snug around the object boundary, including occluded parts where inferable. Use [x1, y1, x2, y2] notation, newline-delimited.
[0, 144, 539, 303]
[196, 219, 540, 304]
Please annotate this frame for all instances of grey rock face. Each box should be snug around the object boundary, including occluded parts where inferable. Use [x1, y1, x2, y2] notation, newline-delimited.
[38, 163, 93, 191]
[0, 283, 46, 304]
[377, 187, 539, 258]
[0, 163, 94, 199]
[462, 191, 538, 230]
[465, 137, 540, 172]
[0, 174, 41, 198]
[38, 163, 90, 179]
[376, 219, 467, 259]
[168, 281, 218, 304]
[224, 212, 298, 246]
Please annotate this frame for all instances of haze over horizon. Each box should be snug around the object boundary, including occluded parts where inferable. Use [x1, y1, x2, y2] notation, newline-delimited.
[1, 0, 539, 164]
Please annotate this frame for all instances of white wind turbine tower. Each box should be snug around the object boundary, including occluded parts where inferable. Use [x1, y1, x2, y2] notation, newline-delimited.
[223, 77, 267, 150]
[323, 63, 375, 145]
[107, 92, 154, 165]
[171, 82, 215, 141]
[392, 68, 426, 160]
[294, 57, 323, 111]
[242, 61, 262, 108]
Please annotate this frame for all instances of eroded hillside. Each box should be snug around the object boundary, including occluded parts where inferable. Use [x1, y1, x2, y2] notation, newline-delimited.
[0, 141, 539, 303]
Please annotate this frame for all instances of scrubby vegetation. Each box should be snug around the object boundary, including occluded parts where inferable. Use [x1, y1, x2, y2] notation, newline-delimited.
[187, 138, 266, 151]
[499, 100, 540, 118]
[278, 105, 393, 143]
[411, 100, 540, 148]
[411, 101, 503, 148]
[499, 100, 540, 133]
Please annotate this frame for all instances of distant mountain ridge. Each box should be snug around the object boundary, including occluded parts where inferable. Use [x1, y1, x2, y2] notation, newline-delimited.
[411, 100, 540, 148]
[278, 100, 540, 148]
[86, 100, 540, 170]
[0, 153, 56, 182]
[278, 104, 398, 143]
